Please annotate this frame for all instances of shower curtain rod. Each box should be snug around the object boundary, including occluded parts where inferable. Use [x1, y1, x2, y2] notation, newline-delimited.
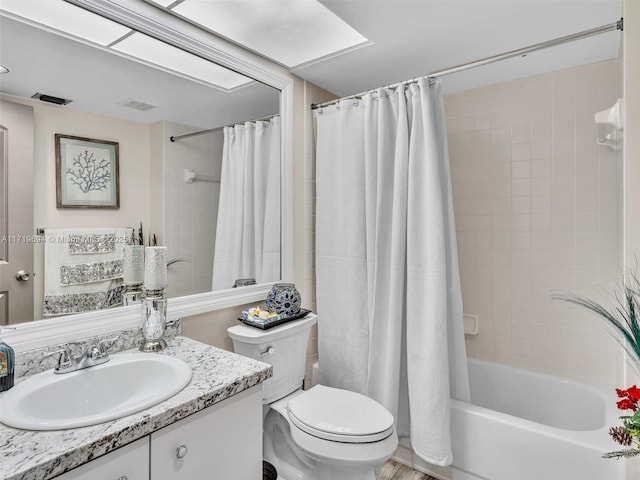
[312, 18, 623, 110]
[170, 113, 279, 142]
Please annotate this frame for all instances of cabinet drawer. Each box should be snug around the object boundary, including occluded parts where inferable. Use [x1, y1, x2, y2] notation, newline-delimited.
[54, 437, 149, 480]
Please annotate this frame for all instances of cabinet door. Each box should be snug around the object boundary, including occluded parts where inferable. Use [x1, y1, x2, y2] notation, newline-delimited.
[150, 385, 262, 480]
[54, 437, 149, 480]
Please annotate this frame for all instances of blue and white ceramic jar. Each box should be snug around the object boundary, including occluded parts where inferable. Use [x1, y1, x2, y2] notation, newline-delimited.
[266, 283, 301, 317]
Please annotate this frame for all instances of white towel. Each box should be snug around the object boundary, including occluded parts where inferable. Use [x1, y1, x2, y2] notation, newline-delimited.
[43, 227, 132, 316]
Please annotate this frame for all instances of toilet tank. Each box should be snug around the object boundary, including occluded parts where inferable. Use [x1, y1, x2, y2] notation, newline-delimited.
[228, 314, 317, 404]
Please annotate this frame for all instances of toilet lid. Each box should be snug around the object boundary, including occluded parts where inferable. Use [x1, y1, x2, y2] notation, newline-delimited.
[286, 385, 395, 443]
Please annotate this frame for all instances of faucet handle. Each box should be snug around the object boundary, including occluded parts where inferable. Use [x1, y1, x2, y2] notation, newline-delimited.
[44, 342, 85, 366]
[95, 335, 120, 358]
[44, 348, 74, 370]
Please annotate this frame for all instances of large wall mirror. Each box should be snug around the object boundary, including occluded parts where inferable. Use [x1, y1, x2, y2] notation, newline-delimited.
[0, 0, 293, 333]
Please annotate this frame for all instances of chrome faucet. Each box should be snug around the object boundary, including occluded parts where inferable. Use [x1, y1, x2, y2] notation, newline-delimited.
[45, 337, 119, 374]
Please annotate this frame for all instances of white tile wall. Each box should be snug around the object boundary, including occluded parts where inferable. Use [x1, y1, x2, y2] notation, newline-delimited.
[445, 59, 624, 386]
[163, 122, 223, 298]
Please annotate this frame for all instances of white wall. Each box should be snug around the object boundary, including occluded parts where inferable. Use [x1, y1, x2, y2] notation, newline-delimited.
[445, 59, 623, 387]
[623, 0, 640, 476]
[31, 100, 151, 231]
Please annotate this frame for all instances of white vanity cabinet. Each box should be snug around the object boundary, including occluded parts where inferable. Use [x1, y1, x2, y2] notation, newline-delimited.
[54, 437, 150, 480]
[53, 386, 263, 480]
[150, 386, 263, 480]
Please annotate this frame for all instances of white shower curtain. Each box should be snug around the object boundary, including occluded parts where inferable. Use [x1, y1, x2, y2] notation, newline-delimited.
[212, 117, 280, 290]
[315, 79, 469, 466]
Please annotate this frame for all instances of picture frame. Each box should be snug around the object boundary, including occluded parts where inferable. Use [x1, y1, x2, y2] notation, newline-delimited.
[55, 134, 119, 209]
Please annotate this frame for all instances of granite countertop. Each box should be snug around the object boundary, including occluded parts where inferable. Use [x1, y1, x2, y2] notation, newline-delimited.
[0, 336, 273, 480]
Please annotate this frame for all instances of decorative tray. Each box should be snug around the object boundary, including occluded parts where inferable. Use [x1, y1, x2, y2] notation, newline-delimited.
[238, 308, 312, 330]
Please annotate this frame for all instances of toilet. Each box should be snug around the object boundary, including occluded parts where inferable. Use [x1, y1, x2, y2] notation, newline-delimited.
[228, 313, 398, 480]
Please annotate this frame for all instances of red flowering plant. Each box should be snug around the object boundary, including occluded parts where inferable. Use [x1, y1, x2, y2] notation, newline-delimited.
[606, 386, 640, 458]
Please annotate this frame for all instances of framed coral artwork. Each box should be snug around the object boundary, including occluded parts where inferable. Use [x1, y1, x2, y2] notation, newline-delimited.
[55, 134, 119, 209]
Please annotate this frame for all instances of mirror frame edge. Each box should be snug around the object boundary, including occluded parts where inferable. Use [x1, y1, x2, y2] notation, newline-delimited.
[5, 0, 295, 351]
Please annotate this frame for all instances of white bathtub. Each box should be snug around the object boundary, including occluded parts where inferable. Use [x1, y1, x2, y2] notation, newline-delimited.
[449, 359, 624, 480]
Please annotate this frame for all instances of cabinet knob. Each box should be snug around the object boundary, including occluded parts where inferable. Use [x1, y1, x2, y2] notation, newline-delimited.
[176, 444, 188, 459]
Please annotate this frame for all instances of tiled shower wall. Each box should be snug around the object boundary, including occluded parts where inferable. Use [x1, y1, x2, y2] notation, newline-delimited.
[163, 122, 223, 298]
[445, 59, 623, 387]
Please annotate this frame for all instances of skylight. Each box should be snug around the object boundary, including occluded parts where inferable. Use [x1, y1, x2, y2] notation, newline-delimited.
[0, 0, 252, 91]
[111, 32, 250, 90]
[0, 0, 129, 46]
[153, 0, 369, 68]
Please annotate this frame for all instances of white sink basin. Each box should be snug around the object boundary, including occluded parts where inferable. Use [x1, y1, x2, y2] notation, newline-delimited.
[0, 353, 192, 430]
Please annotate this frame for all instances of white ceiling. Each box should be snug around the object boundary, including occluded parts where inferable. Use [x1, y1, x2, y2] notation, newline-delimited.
[0, 0, 623, 126]
[144, 0, 622, 97]
[298, 0, 623, 96]
[0, 15, 279, 130]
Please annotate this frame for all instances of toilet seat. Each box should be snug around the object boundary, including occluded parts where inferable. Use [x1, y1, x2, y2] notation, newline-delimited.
[286, 385, 395, 443]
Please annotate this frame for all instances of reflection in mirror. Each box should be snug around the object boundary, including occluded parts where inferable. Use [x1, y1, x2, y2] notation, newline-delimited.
[0, 5, 281, 324]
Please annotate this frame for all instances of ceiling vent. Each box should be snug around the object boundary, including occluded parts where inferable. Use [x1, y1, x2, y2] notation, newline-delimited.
[31, 93, 72, 105]
[119, 99, 157, 112]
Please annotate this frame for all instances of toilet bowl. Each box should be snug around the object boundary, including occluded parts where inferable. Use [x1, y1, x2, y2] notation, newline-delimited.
[228, 314, 398, 480]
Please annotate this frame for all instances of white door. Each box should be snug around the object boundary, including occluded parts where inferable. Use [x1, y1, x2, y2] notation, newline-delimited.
[150, 386, 262, 480]
[0, 100, 34, 324]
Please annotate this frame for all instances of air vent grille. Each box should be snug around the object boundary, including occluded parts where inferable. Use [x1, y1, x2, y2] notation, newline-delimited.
[31, 93, 72, 105]
[119, 99, 157, 111]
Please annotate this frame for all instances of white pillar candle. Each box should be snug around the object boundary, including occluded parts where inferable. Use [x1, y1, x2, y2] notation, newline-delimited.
[123, 245, 145, 285]
[144, 246, 167, 290]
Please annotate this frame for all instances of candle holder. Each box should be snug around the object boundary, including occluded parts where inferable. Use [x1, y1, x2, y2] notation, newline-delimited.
[122, 245, 145, 305]
[122, 283, 144, 305]
[140, 289, 167, 352]
[140, 246, 168, 352]
[266, 283, 301, 317]
[143, 246, 168, 290]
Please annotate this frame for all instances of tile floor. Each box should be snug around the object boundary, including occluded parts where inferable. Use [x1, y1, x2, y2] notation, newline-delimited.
[379, 460, 440, 480]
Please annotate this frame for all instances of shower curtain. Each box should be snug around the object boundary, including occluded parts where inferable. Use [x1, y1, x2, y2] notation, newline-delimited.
[315, 79, 469, 466]
[212, 117, 280, 290]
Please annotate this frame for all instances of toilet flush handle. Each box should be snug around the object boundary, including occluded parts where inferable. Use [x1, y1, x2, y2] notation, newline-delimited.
[261, 346, 275, 356]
